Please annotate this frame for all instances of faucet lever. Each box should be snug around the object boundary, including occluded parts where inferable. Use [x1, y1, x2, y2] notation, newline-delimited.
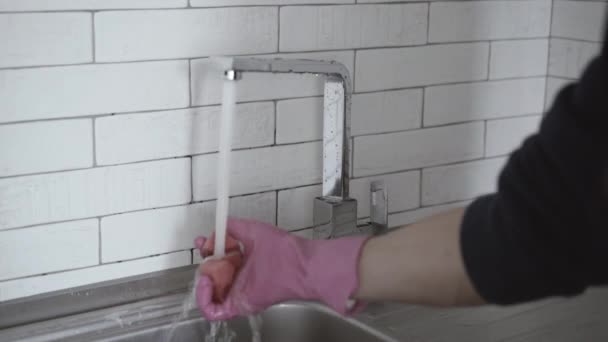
[370, 180, 388, 234]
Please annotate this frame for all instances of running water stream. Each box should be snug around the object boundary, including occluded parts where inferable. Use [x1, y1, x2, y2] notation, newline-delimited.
[163, 59, 262, 342]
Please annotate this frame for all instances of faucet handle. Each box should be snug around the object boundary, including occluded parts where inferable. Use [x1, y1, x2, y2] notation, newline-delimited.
[370, 180, 388, 233]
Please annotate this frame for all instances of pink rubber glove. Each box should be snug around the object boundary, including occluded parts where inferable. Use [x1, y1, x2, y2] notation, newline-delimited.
[194, 218, 369, 321]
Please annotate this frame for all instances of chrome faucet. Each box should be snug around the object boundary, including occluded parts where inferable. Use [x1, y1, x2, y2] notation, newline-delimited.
[223, 57, 387, 238]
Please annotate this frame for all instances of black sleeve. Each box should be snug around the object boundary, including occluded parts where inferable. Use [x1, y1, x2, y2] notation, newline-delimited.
[460, 22, 608, 305]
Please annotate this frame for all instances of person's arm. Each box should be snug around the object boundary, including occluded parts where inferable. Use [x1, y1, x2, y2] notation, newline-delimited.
[356, 207, 485, 306]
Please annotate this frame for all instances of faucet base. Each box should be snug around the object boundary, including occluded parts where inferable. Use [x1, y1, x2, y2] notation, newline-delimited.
[313, 197, 358, 239]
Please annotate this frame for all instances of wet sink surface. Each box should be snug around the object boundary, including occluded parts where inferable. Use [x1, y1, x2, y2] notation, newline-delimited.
[111, 302, 398, 342]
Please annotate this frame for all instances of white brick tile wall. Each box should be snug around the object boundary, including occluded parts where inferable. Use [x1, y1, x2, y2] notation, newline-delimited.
[388, 201, 471, 228]
[0, 219, 98, 281]
[429, 0, 551, 43]
[0, 251, 190, 302]
[0, 61, 189, 124]
[422, 158, 506, 206]
[352, 89, 423, 136]
[0, 0, 187, 11]
[276, 88, 422, 144]
[354, 122, 485, 177]
[0, 13, 91, 68]
[280, 4, 427, 51]
[350, 171, 420, 218]
[0, 0, 567, 301]
[101, 192, 275, 263]
[95, 8, 278, 62]
[0, 120, 93, 177]
[276, 97, 323, 144]
[545, 77, 572, 110]
[192, 0, 352, 6]
[355, 43, 489, 92]
[191, 51, 354, 106]
[96, 102, 274, 165]
[548, 38, 601, 79]
[278, 185, 322, 231]
[0, 159, 191, 230]
[552, 1, 607, 42]
[485, 115, 542, 157]
[424, 78, 546, 126]
[489, 39, 549, 79]
[194, 142, 321, 201]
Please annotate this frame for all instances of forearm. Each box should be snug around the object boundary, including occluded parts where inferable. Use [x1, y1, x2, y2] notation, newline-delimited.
[355, 207, 484, 306]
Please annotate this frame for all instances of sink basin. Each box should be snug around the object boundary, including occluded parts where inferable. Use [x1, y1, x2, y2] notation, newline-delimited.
[114, 302, 398, 342]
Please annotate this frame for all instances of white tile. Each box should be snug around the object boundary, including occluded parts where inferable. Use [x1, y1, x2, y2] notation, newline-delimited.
[194, 142, 321, 201]
[0, 251, 190, 302]
[422, 158, 506, 206]
[0, 61, 189, 124]
[351, 170, 420, 218]
[0, 0, 186, 11]
[352, 89, 422, 136]
[545, 77, 572, 110]
[191, 51, 354, 106]
[489, 39, 549, 79]
[552, 0, 607, 42]
[96, 102, 274, 165]
[354, 122, 485, 177]
[280, 4, 427, 51]
[101, 192, 275, 262]
[276, 97, 323, 144]
[0, 219, 98, 281]
[388, 201, 471, 228]
[95, 8, 277, 62]
[355, 43, 489, 92]
[429, 0, 551, 42]
[424, 78, 546, 126]
[0, 120, 93, 177]
[0, 13, 91, 68]
[548, 38, 601, 79]
[486, 115, 542, 157]
[192, 0, 352, 6]
[278, 184, 322, 230]
[0, 158, 191, 230]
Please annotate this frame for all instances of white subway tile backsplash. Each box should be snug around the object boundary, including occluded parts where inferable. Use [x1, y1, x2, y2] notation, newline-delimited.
[545, 77, 571, 110]
[0, 159, 191, 230]
[278, 184, 322, 231]
[429, 0, 551, 43]
[191, 51, 354, 106]
[485, 115, 542, 157]
[101, 192, 275, 263]
[0, 0, 186, 11]
[0, 61, 189, 124]
[355, 43, 489, 92]
[0, 251, 190, 302]
[422, 158, 505, 206]
[0, 13, 91, 68]
[548, 38, 601, 79]
[0, 120, 93, 177]
[352, 89, 422, 136]
[95, 8, 278, 62]
[280, 4, 427, 51]
[424, 78, 545, 126]
[388, 201, 471, 228]
[489, 39, 549, 79]
[351, 171, 420, 218]
[354, 122, 485, 177]
[552, 1, 607, 42]
[194, 142, 321, 201]
[96, 102, 274, 165]
[276, 97, 323, 145]
[193, 0, 351, 5]
[0, 219, 98, 281]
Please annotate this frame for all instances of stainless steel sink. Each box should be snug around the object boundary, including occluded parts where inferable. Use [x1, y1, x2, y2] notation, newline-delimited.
[0, 267, 398, 342]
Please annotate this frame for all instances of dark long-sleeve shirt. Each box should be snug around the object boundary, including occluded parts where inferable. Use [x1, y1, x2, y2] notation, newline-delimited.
[460, 20, 608, 305]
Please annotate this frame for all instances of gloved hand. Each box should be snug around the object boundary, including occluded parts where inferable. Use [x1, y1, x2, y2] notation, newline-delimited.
[194, 218, 369, 321]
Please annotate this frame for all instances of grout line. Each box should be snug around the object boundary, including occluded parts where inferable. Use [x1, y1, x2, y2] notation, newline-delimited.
[483, 120, 489, 157]
[274, 190, 279, 226]
[190, 156, 194, 203]
[545, 0, 555, 110]
[91, 119, 97, 166]
[188, 60, 193, 107]
[273, 100, 278, 144]
[426, 1, 431, 44]
[91, 12, 96, 62]
[421, 87, 427, 127]
[97, 218, 102, 264]
[418, 168, 424, 206]
[486, 40, 492, 80]
[276, 6, 281, 52]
